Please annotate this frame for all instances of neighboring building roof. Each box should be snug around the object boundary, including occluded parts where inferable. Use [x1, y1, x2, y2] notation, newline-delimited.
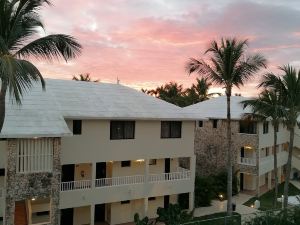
[1, 79, 197, 138]
[183, 96, 251, 120]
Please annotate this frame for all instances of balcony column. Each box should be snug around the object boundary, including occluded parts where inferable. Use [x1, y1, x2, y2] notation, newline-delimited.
[189, 192, 194, 211]
[90, 204, 95, 225]
[268, 172, 272, 190]
[91, 162, 96, 188]
[190, 155, 196, 183]
[144, 198, 149, 217]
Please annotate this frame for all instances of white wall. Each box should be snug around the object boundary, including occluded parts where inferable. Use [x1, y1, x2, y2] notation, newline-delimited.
[61, 120, 195, 164]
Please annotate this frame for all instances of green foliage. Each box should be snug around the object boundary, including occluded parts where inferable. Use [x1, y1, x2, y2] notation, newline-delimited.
[134, 213, 154, 225]
[178, 193, 189, 210]
[193, 212, 241, 225]
[212, 171, 239, 198]
[194, 176, 214, 207]
[72, 73, 99, 82]
[156, 204, 193, 225]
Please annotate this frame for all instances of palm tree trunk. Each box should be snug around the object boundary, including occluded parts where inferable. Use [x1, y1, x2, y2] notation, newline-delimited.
[283, 127, 295, 209]
[0, 83, 7, 132]
[226, 93, 233, 215]
[273, 125, 278, 208]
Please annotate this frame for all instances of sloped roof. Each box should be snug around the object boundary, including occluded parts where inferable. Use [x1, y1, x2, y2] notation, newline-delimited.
[1, 79, 197, 138]
[183, 96, 251, 120]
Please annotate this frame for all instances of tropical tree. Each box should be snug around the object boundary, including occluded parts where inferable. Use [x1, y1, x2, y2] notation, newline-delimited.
[72, 73, 99, 82]
[186, 38, 267, 214]
[259, 65, 300, 209]
[241, 90, 283, 207]
[0, 0, 82, 132]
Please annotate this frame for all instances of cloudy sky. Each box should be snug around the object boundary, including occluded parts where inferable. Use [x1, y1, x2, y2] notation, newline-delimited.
[38, 0, 300, 96]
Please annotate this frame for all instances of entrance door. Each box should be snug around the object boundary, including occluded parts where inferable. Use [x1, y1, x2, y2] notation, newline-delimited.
[95, 204, 106, 222]
[60, 208, 74, 225]
[14, 201, 27, 225]
[240, 173, 244, 191]
[96, 162, 106, 179]
[62, 164, 75, 182]
[165, 158, 170, 173]
[241, 147, 245, 158]
[164, 195, 170, 209]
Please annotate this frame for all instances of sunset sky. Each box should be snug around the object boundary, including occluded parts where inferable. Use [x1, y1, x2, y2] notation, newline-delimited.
[38, 0, 300, 96]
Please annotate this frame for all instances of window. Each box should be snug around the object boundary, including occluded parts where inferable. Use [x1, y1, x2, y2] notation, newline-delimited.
[149, 159, 157, 165]
[0, 169, 4, 176]
[17, 139, 53, 173]
[121, 200, 130, 204]
[148, 197, 156, 201]
[73, 120, 82, 135]
[198, 121, 203, 127]
[121, 161, 131, 167]
[263, 121, 269, 134]
[239, 121, 257, 134]
[110, 121, 135, 140]
[161, 121, 182, 138]
[212, 119, 218, 128]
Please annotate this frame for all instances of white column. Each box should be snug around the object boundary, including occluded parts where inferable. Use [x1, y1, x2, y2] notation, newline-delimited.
[268, 172, 272, 190]
[144, 198, 149, 217]
[256, 174, 260, 197]
[91, 162, 96, 188]
[90, 204, 95, 225]
[189, 192, 194, 211]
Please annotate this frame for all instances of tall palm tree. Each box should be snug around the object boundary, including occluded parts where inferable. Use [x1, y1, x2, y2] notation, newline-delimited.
[259, 65, 300, 209]
[241, 90, 283, 208]
[193, 77, 221, 101]
[0, 0, 82, 132]
[186, 38, 267, 214]
[72, 73, 99, 82]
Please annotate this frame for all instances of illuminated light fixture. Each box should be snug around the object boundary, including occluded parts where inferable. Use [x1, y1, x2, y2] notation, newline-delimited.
[251, 205, 254, 208]
[136, 159, 144, 162]
[244, 145, 252, 150]
[109, 161, 113, 163]
[218, 194, 224, 201]
[33, 137, 38, 139]
[31, 197, 36, 201]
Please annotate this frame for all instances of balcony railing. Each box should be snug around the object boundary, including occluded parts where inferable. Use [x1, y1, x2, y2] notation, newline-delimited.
[238, 157, 256, 166]
[60, 170, 191, 192]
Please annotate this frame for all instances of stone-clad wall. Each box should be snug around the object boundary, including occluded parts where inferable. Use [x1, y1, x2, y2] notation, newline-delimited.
[5, 138, 61, 225]
[194, 119, 259, 176]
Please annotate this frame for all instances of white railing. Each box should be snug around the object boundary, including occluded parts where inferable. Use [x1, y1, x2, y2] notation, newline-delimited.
[95, 175, 145, 187]
[149, 171, 191, 183]
[238, 157, 256, 166]
[60, 180, 91, 191]
[60, 170, 191, 192]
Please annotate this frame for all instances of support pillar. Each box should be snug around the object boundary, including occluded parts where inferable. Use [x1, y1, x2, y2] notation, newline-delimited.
[189, 192, 194, 211]
[91, 162, 96, 188]
[90, 204, 95, 225]
[144, 198, 149, 217]
[268, 172, 272, 190]
[256, 174, 260, 197]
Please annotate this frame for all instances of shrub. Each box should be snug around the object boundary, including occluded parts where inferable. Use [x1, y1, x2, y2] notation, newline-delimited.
[134, 213, 154, 225]
[194, 176, 214, 207]
[178, 193, 189, 209]
[156, 204, 193, 225]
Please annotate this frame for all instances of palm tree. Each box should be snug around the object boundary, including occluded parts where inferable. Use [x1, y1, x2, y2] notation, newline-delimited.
[186, 38, 267, 214]
[0, 0, 82, 132]
[241, 90, 283, 208]
[259, 65, 300, 209]
[72, 73, 99, 82]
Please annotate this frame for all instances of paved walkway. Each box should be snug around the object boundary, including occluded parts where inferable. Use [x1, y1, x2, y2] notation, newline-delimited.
[194, 193, 258, 219]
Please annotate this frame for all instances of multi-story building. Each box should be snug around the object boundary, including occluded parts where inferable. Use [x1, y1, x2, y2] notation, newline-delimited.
[184, 96, 300, 196]
[0, 79, 196, 225]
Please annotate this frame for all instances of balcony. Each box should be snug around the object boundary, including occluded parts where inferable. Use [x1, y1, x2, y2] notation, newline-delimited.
[59, 170, 193, 208]
[238, 157, 256, 166]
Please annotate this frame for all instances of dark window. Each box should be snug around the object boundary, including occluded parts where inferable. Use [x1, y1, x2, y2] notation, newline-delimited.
[239, 121, 257, 134]
[275, 124, 279, 132]
[110, 121, 135, 140]
[198, 121, 203, 127]
[73, 120, 82, 135]
[212, 119, 218, 128]
[161, 121, 182, 138]
[121, 161, 131, 167]
[148, 197, 156, 201]
[121, 200, 130, 204]
[0, 169, 4, 176]
[263, 121, 269, 134]
[149, 159, 157, 165]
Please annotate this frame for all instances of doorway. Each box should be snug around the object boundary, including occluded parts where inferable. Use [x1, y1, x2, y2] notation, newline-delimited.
[60, 208, 74, 225]
[95, 204, 106, 223]
[165, 158, 170, 173]
[164, 195, 170, 209]
[240, 173, 244, 191]
[96, 162, 106, 179]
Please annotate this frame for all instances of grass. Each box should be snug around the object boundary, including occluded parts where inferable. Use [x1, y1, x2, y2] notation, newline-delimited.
[243, 182, 300, 211]
[191, 212, 241, 225]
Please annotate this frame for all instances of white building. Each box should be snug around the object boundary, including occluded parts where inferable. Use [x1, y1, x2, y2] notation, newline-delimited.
[0, 79, 196, 225]
[184, 96, 300, 196]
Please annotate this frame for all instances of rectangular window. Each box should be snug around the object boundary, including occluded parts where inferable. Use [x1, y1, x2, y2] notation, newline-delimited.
[0, 168, 4, 176]
[110, 121, 135, 140]
[121, 200, 130, 204]
[73, 120, 82, 135]
[239, 121, 257, 134]
[198, 121, 203, 127]
[212, 119, 218, 128]
[121, 161, 131, 167]
[17, 139, 53, 173]
[161, 121, 182, 138]
[263, 121, 269, 134]
[149, 159, 157, 165]
[148, 197, 156, 201]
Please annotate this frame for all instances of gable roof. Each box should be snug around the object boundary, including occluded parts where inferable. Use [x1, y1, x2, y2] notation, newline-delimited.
[1, 79, 197, 138]
[183, 96, 251, 120]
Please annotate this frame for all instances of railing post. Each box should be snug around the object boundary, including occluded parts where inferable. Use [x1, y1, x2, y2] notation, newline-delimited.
[91, 162, 96, 189]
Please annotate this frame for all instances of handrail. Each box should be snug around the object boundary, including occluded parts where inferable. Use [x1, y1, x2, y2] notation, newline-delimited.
[238, 157, 256, 166]
[60, 180, 91, 191]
